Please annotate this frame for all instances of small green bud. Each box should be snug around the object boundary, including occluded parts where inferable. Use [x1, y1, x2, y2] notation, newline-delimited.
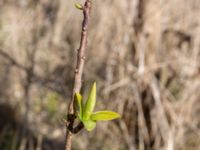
[75, 3, 83, 10]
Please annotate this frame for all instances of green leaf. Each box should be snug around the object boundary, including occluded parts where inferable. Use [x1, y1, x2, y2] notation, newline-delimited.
[75, 93, 83, 119]
[74, 3, 83, 10]
[83, 82, 96, 121]
[83, 119, 96, 131]
[91, 111, 121, 121]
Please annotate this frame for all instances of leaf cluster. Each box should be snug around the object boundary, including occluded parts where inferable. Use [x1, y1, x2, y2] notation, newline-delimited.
[75, 82, 120, 131]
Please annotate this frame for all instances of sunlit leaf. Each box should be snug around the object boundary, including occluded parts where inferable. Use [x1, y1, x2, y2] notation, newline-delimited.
[91, 111, 121, 121]
[83, 119, 96, 131]
[75, 93, 83, 119]
[83, 82, 96, 120]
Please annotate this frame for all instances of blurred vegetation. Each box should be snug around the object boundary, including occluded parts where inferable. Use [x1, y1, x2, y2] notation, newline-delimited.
[0, 0, 200, 150]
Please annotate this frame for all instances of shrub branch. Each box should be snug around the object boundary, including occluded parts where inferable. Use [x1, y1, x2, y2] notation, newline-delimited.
[65, 1, 92, 150]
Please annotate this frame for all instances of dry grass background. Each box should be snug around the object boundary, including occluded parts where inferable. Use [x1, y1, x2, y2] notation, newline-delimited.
[0, 0, 200, 150]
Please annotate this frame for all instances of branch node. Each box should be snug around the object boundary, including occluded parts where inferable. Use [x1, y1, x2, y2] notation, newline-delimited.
[81, 56, 86, 60]
[83, 27, 86, 31]
[75, 69, 79, 73]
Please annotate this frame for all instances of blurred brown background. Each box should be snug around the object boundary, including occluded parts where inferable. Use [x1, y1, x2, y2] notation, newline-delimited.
[0, 0, 200, 150]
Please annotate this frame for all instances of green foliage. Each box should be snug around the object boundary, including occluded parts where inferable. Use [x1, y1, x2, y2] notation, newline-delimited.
[75, 82, 120, 131]
[83, 82, 96, 121]
[82, 119, 96, 131]
[75, 93, 83, 119]
[91, 111, 121, 121]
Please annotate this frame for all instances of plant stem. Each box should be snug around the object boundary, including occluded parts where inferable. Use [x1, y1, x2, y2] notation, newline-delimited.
[65, 1, 92, 150]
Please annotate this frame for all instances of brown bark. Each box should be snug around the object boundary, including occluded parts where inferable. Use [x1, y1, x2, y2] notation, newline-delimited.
[64, 1, 92, 150]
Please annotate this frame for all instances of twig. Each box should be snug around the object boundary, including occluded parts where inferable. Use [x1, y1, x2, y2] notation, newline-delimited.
[0, 49, 70, 95]
[64, 1, 92, 150]
[0, 49, 28, 71]
[0, 48, 36, 134]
